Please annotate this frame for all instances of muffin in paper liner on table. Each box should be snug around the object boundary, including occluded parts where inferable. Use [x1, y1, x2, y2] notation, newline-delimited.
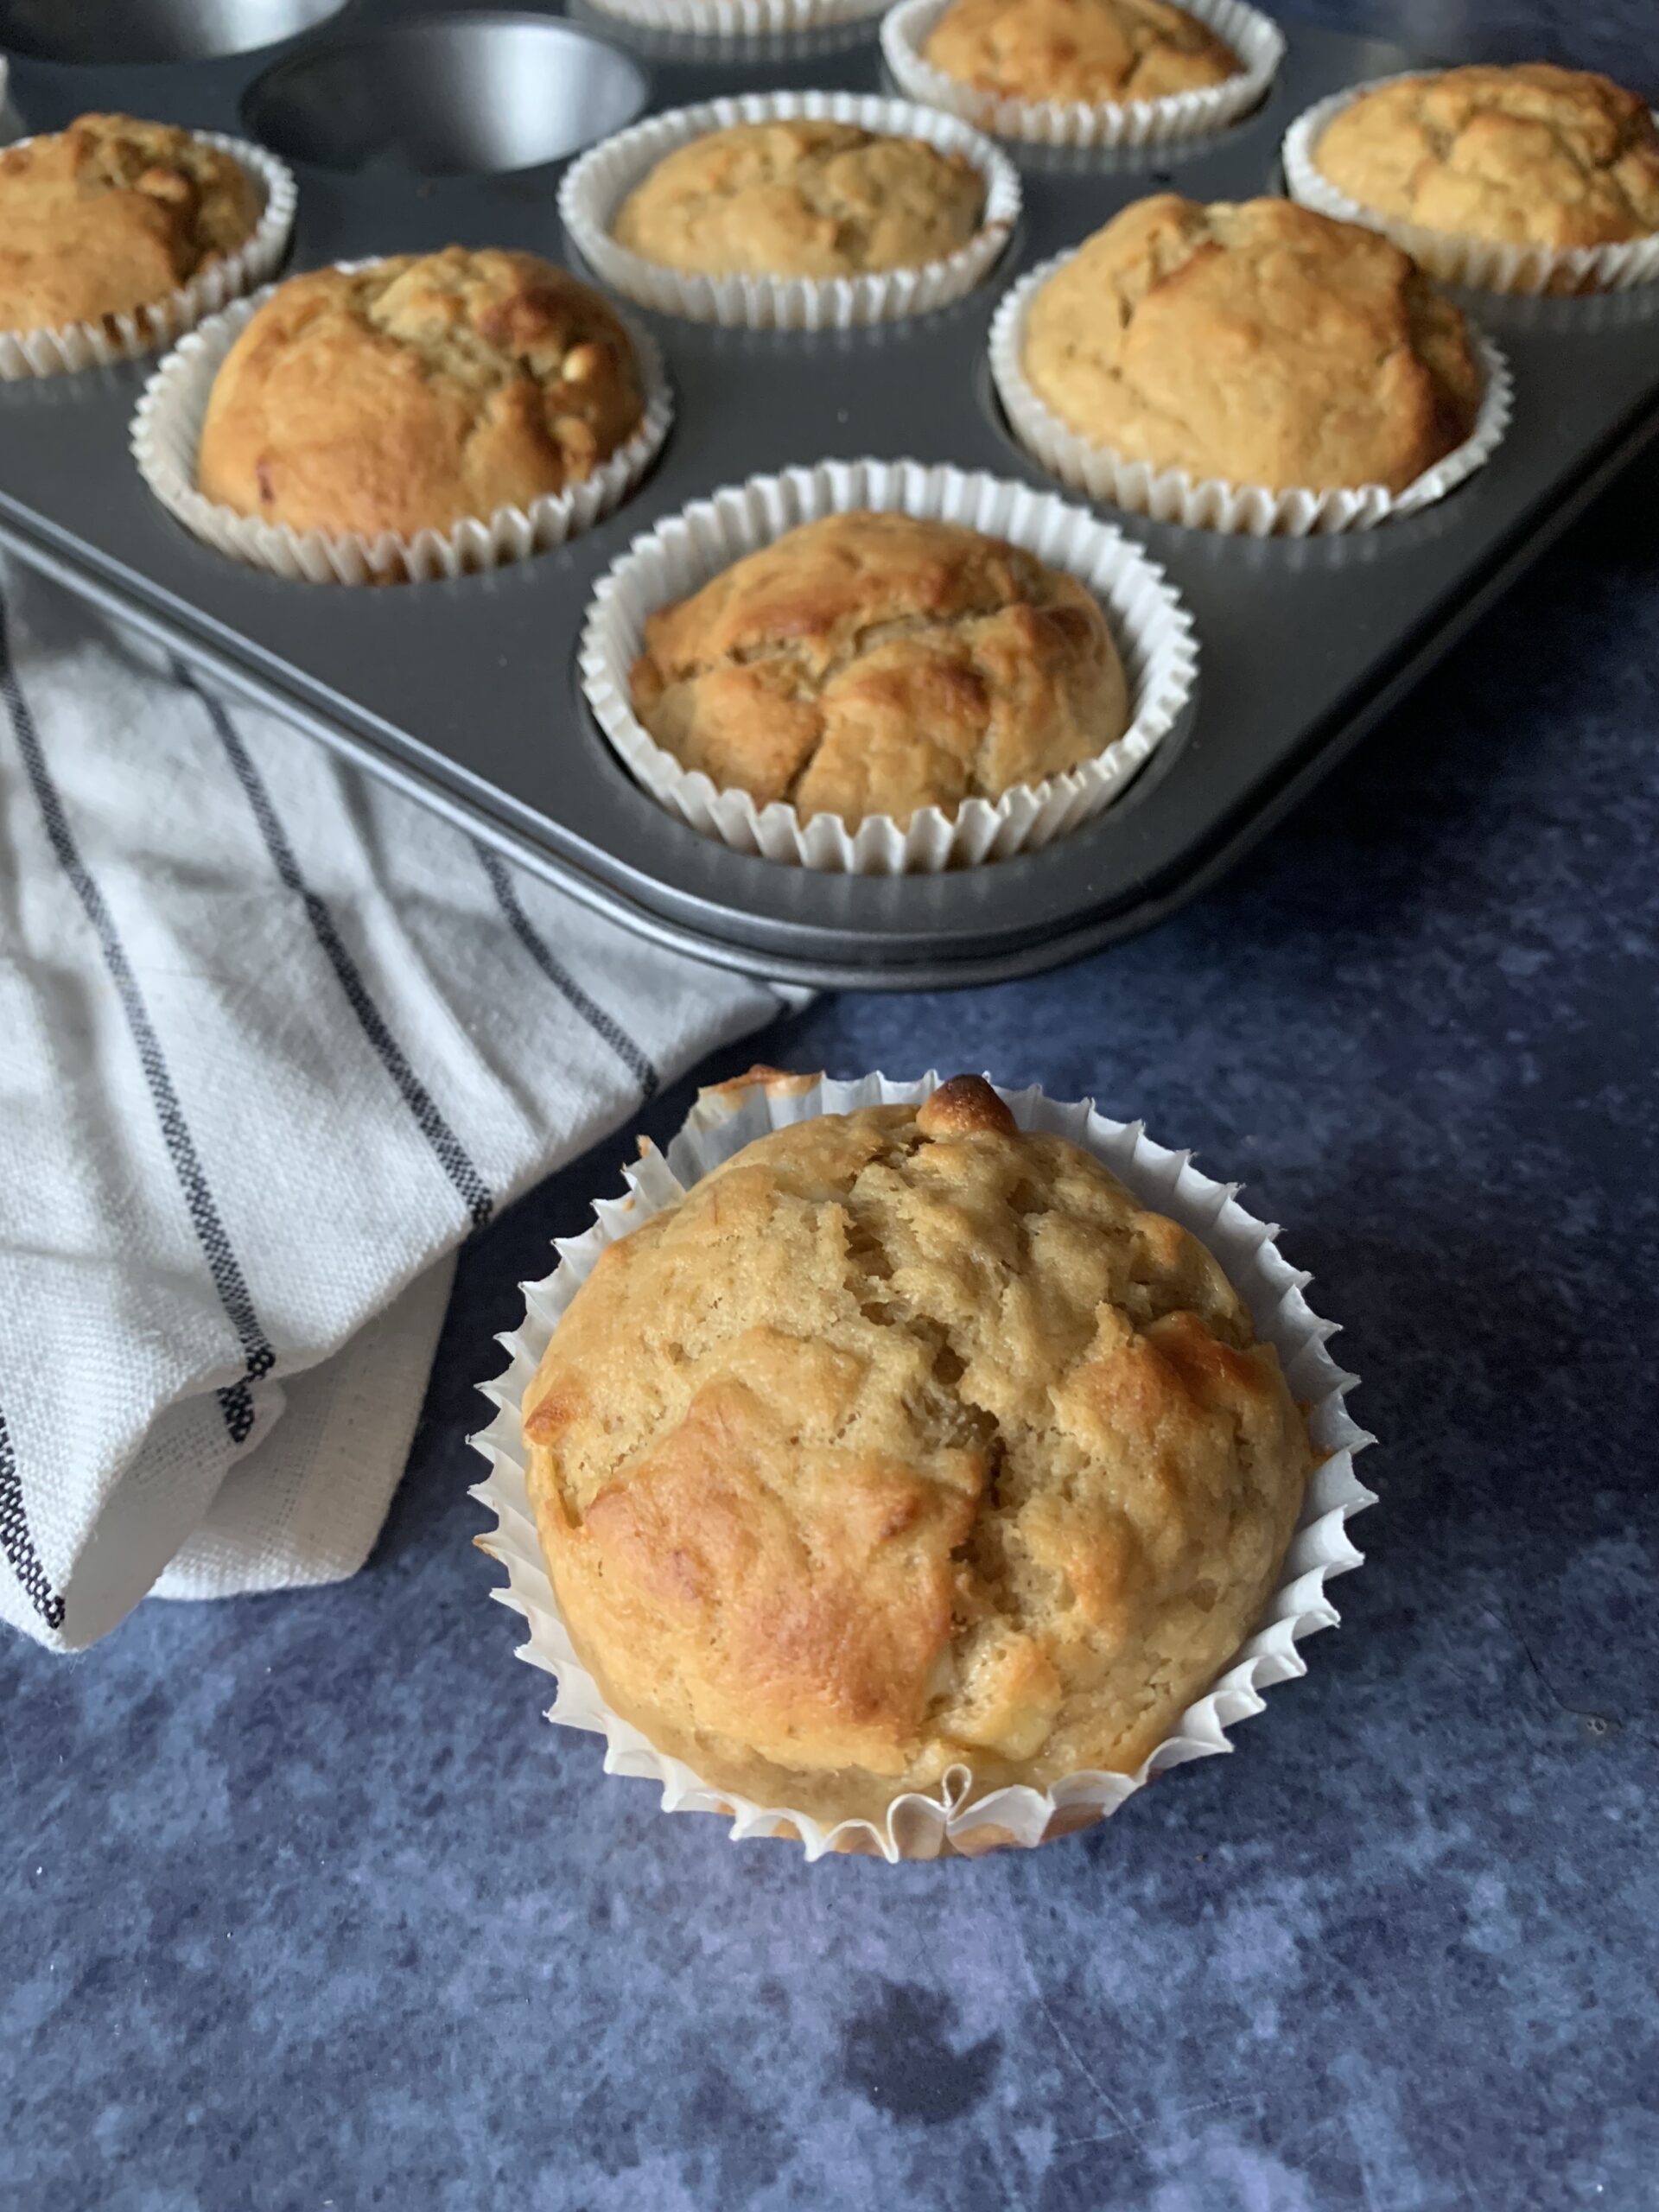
[989, 193, 1514, 537]
[0, 111, 296, 381]
[1282, 63, 1659, 297]
[130, 247, 672, 585]
[472, 1070, 1376, 1861]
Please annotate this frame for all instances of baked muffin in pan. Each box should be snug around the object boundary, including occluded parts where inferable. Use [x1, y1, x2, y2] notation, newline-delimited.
[612, 118, 987, 280]
[627, 509, 1130, 830]
[0, 113, 264, 333]
[196, 248, 646, 543]
[922, 0, 1241, 107]
[1019, 194, 1483, 498]
[1312, 64, 1659, 257]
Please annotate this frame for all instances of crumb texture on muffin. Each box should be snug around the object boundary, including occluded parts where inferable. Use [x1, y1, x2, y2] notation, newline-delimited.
[0, 112, 262, 332]
[922, 0, 1239, 106]
[1316, 64, 1659, 250]
[1023, 194, 1483, 493]
[612, 119, 988, 279]
[627, 511, 1128, 827]
[522, 1077, 1313, 1825]
[195, 247, 645, 540]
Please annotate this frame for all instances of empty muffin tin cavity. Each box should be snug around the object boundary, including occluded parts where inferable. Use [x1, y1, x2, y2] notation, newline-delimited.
[0, 0, 347, 66]
[241, 14, 650, 177]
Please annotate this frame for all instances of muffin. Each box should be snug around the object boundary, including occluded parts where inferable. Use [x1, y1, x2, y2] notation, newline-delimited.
[612, 118, 987, 280]
[195, 248, 645, 542]
[0, 113, 263, 333]
[520, 1074, 1314, 1828]
[1021, 194, 1483, 493]
[627, 511, 1129, 829]
[1313, 64, 1659, 254]
[922, 0, 1240, 107]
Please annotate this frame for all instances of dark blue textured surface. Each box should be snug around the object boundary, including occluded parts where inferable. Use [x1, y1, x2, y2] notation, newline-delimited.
[5, 5, 1659, 2205]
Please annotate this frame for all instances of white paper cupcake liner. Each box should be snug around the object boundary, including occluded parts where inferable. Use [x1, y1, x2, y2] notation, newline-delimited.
[129, 264, 674, 585]
[1283, 77, 1659, 297]
[472, 1069, 1376, 1862]
[990, 251, 1514, 536]
[580, 457, 1197, 871]
[0, 132, 296, 383]
[584, 0, 885, 37]
[567, 0, 876, 60]
[880, 0, 1283, 149]
[559, 91, 1020, 329]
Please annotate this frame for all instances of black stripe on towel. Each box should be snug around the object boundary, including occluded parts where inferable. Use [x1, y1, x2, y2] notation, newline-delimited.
[474, 842, 658, 1101]
[0, 1404, 65, 1632]
[0, 588, 275, 1455]
[177, 666, 494, 1232]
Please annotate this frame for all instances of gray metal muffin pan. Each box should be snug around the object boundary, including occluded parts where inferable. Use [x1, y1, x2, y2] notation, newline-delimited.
[0, 2, 1656, 989]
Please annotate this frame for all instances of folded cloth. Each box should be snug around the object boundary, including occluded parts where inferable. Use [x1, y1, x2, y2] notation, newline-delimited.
[0, 559, 785, 1651]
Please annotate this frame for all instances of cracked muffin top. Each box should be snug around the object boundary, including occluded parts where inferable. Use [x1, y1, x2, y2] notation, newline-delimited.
[195, 247, 645, 541]
[1022, 194, 1483, 493]
[627, 511, 1128, 829]
[1313, 64, 1659, 252]
[522, 1073, 1313, 1827]
[922, 0, 1240, 108]
[611, 119, 988, 280]
[0, 112, 263, 332]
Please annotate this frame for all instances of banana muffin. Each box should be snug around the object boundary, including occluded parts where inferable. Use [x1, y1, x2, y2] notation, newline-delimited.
[196, 248, 645, 541]
[1022, 194, 1483, 493]
[628, 512, 1129, 828]
[1313, 64, 1659, 252]
[0, 113, 262, 333]
[522, 1072, 1313, 1827]
[612, 119, 987, 280]
[922, 0, 1240, 108]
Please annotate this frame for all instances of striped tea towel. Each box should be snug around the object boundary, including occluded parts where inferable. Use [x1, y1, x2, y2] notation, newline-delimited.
[0, 558, 785, 1652]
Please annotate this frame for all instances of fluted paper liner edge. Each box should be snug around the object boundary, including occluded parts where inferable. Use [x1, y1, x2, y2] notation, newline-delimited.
[1282, 76, 1659, 297]
[0, 133, 296, 382]
[989, 251, 1514, 536]
[578, 457, 1198, 870]
[471, 1071, 1376, 1862]
[585, 0, 886, 40]
[559, 90, 1020, 329]
[880, 0, 1283, 149]
[130, 264, 673, 584]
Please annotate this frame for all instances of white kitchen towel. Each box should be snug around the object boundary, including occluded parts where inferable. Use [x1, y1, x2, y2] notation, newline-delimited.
[0, 558, 786, 1652]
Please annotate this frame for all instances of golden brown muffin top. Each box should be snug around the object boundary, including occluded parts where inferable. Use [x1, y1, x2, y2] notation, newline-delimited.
[195, 248, 645, 541]
[923, 0, 1239, 106]
[523, 1074, 1313, 1826]
[628, 511, 1128, 828]
[0, 112, 262, 332]
[1315, 64, 1659, 251]
[612, 118, 988, 280]
[1022, 194, 1483, 493]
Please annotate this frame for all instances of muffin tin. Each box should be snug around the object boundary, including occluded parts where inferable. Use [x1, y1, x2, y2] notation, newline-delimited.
[0, 2, 1655, 989]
